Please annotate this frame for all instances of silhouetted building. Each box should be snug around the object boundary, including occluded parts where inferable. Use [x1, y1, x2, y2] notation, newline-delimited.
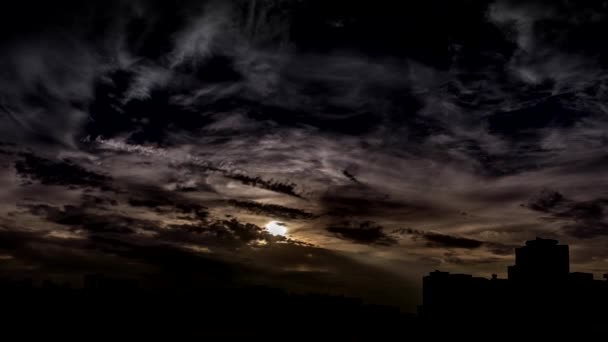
[422, 237, 608, 325]
[422, 271, 491, 318]
[508, 237, 569, 282]
[83, 273, 139, 290]
[570, 272, 594, 282]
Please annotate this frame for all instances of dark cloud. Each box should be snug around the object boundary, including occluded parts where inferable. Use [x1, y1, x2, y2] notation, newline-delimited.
[10, 200, 309, 276]
[86, 68, 216, 145]
[319, 186, 419, 218]
[527, 190, 608, 238]
[159, 219, 281, 246]
[0, 227, 141, 276]
[80, 194, 118, 208]
[342, 169, 362, 184]
[486, 95, 593, 139]
[327, 221, 397, 246]
[394, 228, 516, 255]
[209, 219, 273, 244]
[21, 198, 294, 249]
[399, 228, 483, 249]
[527, 189, 567, 212]
[157, 224, 231, 246]
[228, 200, 316, 220]
[289, 1, 451, 66]
[103, 183, 212, 221]
[484, 242, 517, 256]
[0, 222, 236, 283]
[442, 252, 501, 266]
[24, 204, 141, 234]
[428, 0, 608, 182]
[556, 199, 608, 222]
[128, 197, 209, 221]
[15, 153, 111, 190]
[562, 221, 608, 240]
[489, 0, 608, 57]
[52, 0, 432, 147]
[169, 160, 302, 199]
[224, 173, 304, 199]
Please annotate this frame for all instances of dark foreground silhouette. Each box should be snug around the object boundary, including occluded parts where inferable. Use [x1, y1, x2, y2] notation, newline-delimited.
[0, 274, 416, 339]
[3, 238, 608, 339]
[421, 237, 608, 334]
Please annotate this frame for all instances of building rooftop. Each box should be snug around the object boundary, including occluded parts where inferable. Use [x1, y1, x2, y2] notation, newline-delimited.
[525, 237, 559, 247]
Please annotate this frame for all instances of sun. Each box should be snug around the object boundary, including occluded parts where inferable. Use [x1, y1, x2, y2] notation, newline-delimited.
[265, 221, 288, 237]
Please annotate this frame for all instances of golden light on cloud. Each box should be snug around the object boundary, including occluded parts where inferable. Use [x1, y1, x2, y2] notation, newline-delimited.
[265, 221, 288, 237]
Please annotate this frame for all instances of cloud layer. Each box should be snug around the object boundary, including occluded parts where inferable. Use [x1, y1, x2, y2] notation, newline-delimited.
[2, 0, 608, 311]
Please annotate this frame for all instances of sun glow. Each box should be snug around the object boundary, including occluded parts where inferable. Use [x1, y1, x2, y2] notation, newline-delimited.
[265, 221, 288, 237]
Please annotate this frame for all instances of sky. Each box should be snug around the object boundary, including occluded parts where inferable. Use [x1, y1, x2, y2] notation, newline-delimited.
[2, 0, 608, 312]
